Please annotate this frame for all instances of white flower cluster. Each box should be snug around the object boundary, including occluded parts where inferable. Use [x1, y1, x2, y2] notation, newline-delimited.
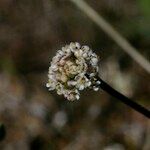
[46, 42, 101, 101]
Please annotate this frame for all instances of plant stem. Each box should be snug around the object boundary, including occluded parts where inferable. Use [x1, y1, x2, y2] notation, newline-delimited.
[97, 77, 150, 118]
[0, 123, 6, 141]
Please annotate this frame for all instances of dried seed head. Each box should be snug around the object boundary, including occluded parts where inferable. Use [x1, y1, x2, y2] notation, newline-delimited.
[46, 42, 100, 101]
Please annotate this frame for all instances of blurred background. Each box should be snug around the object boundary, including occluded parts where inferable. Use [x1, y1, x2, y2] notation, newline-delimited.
[0, 0, 150, 149]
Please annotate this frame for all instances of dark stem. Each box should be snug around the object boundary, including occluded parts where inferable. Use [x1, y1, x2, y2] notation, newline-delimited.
[97, 77, 150, 118]
[0, 123, 6, 141]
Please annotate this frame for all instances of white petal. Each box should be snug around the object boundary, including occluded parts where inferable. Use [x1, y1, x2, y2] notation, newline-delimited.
[76, 95, 80, 100]
[93, 87, 99, 91]
[46, 83, 50, 87]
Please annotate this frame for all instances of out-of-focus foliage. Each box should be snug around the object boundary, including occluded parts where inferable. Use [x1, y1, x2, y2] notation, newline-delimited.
[0, 0, 149, 150]
[137, 0, 150, 38]
[138, 0, 150, 17]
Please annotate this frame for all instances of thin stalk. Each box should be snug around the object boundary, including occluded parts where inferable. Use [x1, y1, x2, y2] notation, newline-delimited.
[0, 123, 6, 141]
[97, 77, 150, 118]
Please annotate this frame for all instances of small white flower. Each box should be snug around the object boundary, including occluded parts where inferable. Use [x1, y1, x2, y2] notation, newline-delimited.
[76, 95, 80, 100]
[86, 81, 91, 87]
[93, 87, 99, 91]
[67, 81, 77, 86]
[96, 81, 101, 85]
[46, 83, 51, 88]
[78, 85, 85, 90]
[82, 45, 90, 51]
[46, 42, 100, 101]
[91, 57, 98, 65]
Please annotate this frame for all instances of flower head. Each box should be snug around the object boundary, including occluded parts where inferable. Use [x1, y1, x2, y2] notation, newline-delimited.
[46, 42, 100, 101]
